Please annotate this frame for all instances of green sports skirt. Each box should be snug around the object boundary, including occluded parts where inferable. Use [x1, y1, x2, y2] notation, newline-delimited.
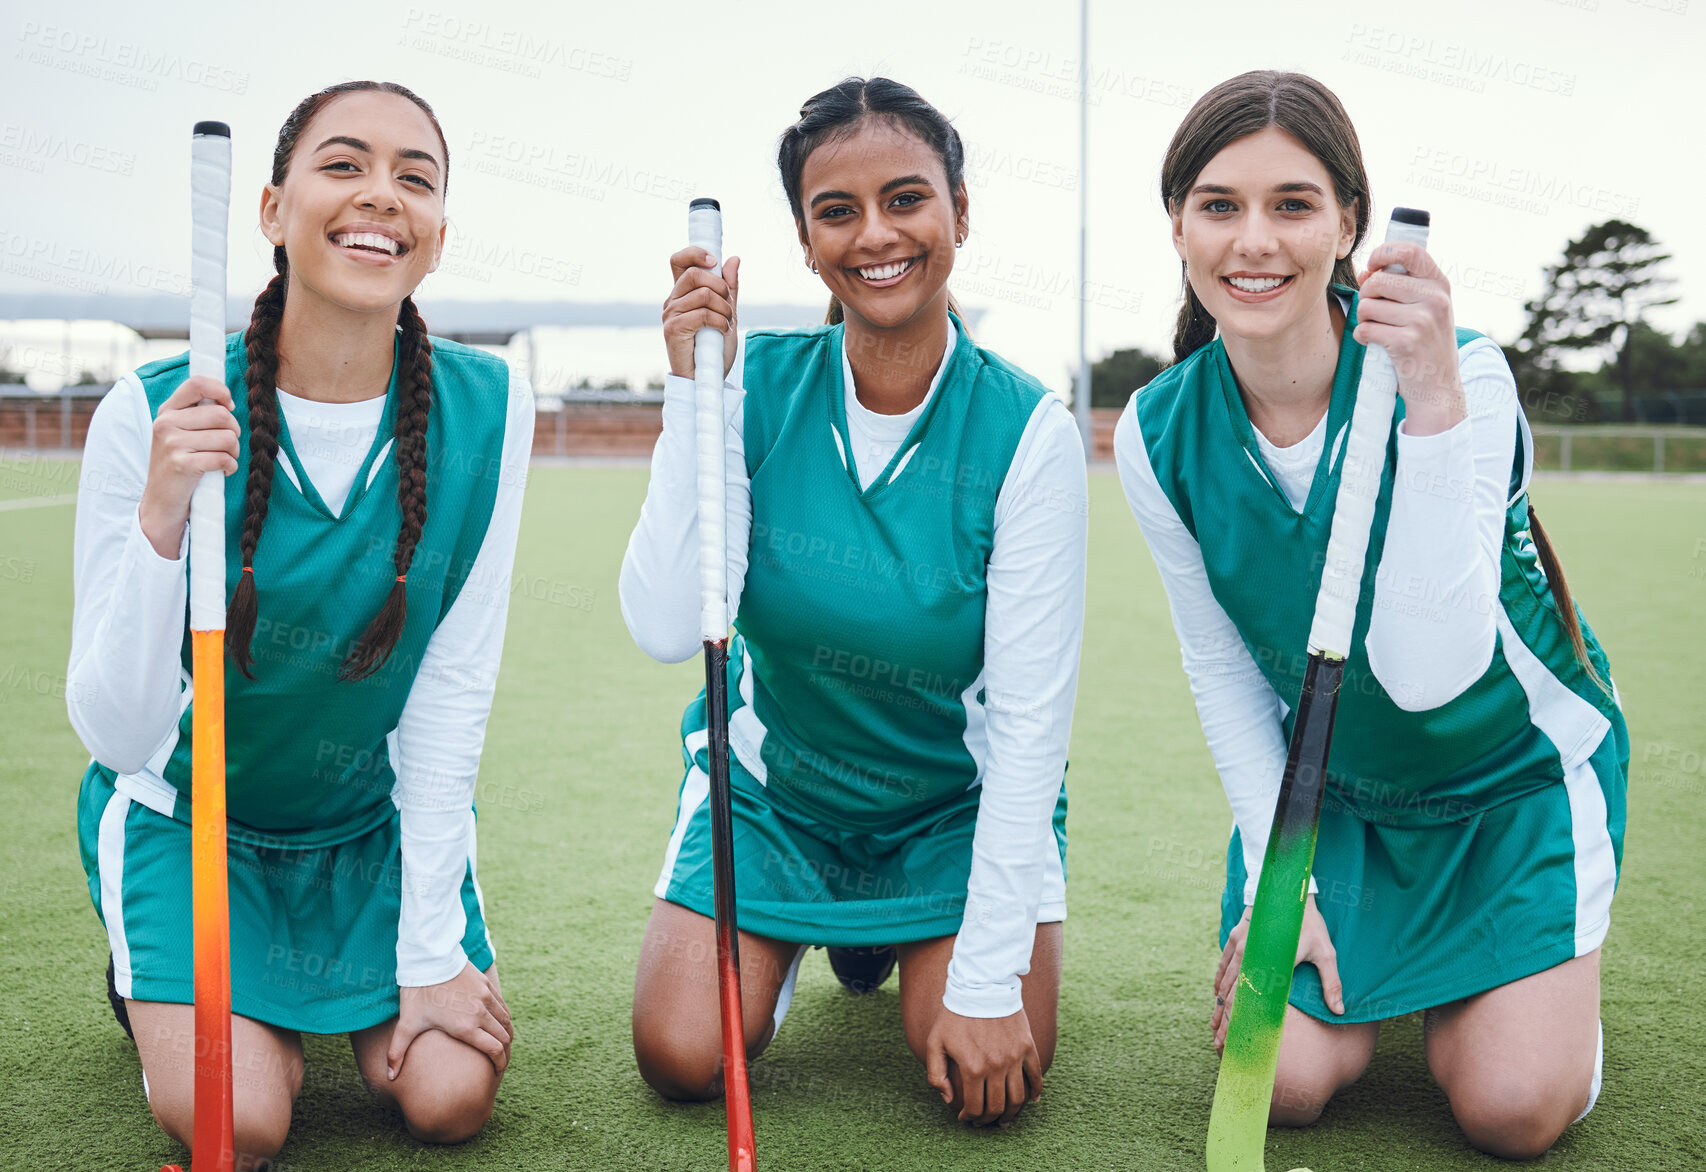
[655, 743, 1068, 946]
[78, 763, 494, 1035]
[1220, 727, 1626, 1024]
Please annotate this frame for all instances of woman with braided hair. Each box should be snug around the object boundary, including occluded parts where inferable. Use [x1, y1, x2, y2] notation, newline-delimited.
[67, 81, 533, 1166]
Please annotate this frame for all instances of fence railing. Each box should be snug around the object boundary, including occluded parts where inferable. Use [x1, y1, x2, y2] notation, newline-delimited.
[5, 389, 1705, 473]
[1530, 425, 1706, 474]
[0, 387, 102, 450]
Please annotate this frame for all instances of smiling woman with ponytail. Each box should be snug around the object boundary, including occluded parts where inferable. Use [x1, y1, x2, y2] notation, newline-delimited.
[67, 81, 534, 1165]
[623, 76, 1087, 1131]
[1114, 70, 1627, 1160]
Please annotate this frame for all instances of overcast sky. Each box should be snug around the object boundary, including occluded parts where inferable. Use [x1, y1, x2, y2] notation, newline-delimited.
[2, 0, 1701, 394]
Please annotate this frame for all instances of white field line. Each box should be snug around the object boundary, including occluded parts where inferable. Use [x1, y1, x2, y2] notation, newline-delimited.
[0, 492, 78, 511]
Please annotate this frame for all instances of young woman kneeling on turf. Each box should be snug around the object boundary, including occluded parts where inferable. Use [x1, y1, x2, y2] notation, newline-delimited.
[68, 81, 532, 1167]
[621, 76, 1087, 1127]
[1114, 70, 1625, 1159]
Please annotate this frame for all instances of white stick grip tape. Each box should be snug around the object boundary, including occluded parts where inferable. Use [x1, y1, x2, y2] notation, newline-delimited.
[189, 126, 231, 633]
[1307, 214, 1429, 658]
[688, 201, 726, 641]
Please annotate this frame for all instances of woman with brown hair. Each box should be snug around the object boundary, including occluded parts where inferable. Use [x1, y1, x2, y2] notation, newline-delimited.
[1114, 70, 1626, 1159]
[67, 81, 532, 1167]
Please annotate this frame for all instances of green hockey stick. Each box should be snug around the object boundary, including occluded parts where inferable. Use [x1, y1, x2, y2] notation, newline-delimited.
[1204, 208, 1431, 1172]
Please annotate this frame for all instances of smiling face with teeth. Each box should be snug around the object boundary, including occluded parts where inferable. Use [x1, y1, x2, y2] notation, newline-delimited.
[796, 117, 969, 339]
[259, 89, 447, 318]
[1171, 125, 1358, 349]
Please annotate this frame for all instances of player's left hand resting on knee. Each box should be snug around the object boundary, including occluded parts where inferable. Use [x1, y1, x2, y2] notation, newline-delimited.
[926, 1005, 1043, 1127]
[388, 961, 513, 1079]
[1213, 895, 1344, 1052]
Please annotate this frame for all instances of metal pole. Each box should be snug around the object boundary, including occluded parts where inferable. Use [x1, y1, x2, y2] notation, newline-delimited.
[1073, 0, 1092, 457]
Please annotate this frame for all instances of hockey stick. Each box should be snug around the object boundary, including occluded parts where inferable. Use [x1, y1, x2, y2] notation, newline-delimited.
[159, 120, 234, 1172]
[688, 196, 756, 1172]
[1204, 208, 1431, 1172]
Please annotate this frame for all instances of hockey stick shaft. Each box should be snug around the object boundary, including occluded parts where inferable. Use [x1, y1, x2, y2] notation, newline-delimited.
[688, 196, 754, 1172]
[1205, 209, 1431, 1172]
[164, 120, 235, 1172]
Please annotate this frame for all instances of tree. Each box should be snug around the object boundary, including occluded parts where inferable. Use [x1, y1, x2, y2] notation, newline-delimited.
[1570, 320, 1706, 423]
[1511, 219, 1678, 422]
[1088, 347, 1168, 409]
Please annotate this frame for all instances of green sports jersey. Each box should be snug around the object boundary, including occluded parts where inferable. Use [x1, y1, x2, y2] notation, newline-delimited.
[1128, 286, 1628, 1020]
[1134, 289, 1622, 827]
[682, 314, 1046, 832]
[106, 329, 509, 847]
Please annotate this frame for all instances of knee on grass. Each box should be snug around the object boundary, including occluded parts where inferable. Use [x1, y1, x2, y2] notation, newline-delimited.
[633, 1021, 762, 1102]
[633, 1007, 773, 1102]
[398, 1084, 497, 1145]
[1448, 1074, 1587, 1160]
[149, 1102, 291, 1169]
[1268, 1069, 1343, 1127]
[637, 1045, 725, 1102]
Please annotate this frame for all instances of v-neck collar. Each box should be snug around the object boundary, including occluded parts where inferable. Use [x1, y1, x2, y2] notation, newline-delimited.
[1212, 285, 1365, 518]
[270, 332, 402, 522]
[826, 312, 971, 502]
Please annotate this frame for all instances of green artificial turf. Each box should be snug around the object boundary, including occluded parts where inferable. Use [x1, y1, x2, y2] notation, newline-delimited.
[1, 461, 1701, 1169]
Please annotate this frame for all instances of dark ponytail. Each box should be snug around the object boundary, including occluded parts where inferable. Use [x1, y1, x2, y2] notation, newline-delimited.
[778, 77, 969, 333]
[225, 80, 448, 681]
[1160, 71, 1371, 363]
[1527, 502, 1611, 695]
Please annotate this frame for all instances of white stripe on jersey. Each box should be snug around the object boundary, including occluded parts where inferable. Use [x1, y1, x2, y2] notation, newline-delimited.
[109, 666, 192, 818]
[1494, 607, 1616, 952]
[729, 638, 769, 785]
[466, 811, 493, 961]
[98, 792, 135, 998]
[654, 746, 712, 898]
[959, 668, 989, 791]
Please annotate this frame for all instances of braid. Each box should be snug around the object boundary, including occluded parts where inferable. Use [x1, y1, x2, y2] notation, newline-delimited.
[225, 271, 288, 677]
[340, 296, 433, 681]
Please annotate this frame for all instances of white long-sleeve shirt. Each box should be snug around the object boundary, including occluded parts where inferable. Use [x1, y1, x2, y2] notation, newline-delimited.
[67, 367, 535, 987]
[1114, 334, 1521, 902]
[620, 327, 1088, 1018]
